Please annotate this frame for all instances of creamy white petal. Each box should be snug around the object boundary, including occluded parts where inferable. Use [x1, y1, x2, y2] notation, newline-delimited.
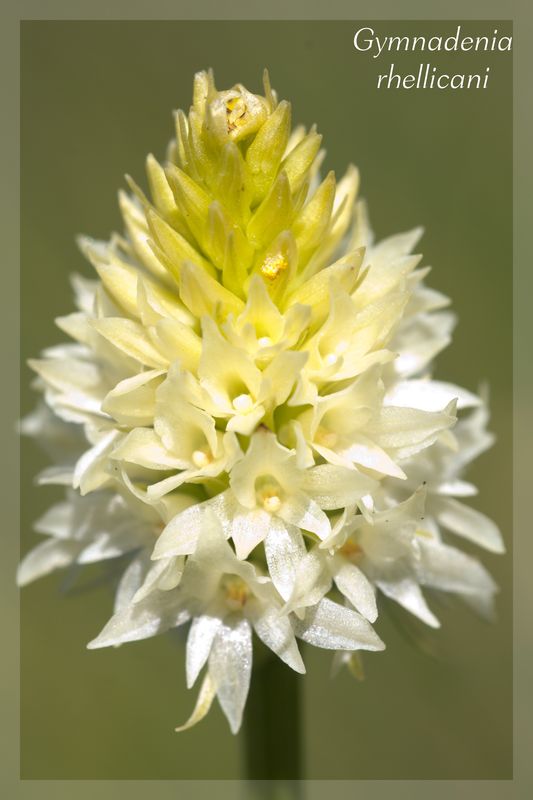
[433, 497, 504, 553]
[33, 501, 73, 539]
[152, 501, 210, 559]
[102, 370, 165, 427]
[435, 480, 478, 497]
[282, 547, 332, 615]
[459, 591, 496, 621]
[155, 371, 219, 457]
[279, 492, 330, 539]
[199, 316, 261, 402]
[226, 404, 266, 435]
[187, 508, 256, 580]
[114, 555, 151, 613]
[293, 598, 385, 651]
[334, 436, 407, 479]
[301, 464, 376, 509]
[392, 311, 456, 377]
[231, 508, 272, 560]
[77, 530, 141, 563]
[87, 591, 190, 648]
[132, 557, 184, 603]
[264, 519, 306, 601]
[376, 577, 440, 628]
[333, 561, 378, 622]
[28, 357, 104, 396]
[36, 464, 76, 486]
[259, 351, 308, 406]
[17, 538, 80, 586]
[208, 616, 253, 734]
[384, 380, 480, 412]
[415, 539, 498, 597]
[90, 318, 168, 368]
[247, 598, 305, 674]
[368, 401, 457, 460]
[73, 430, 120, 495]
[112, 428, 185, 470]
[175, 672, 216, 732]
[186, 614, 223, 688]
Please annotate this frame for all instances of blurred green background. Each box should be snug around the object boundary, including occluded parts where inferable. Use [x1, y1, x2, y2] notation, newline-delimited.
[20, 21, 512, 780]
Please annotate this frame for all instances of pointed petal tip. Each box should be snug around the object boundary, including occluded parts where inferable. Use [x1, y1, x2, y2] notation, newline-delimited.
[366, 608, 379, 625]
[16, 567, 30, 588]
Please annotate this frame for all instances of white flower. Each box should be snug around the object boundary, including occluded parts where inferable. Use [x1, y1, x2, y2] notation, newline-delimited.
[17, 489, 159, 588]
[322, 488, 497, 627]
[381, 397, 505, 558]
[20, 69, 504, 733]
[88, 511, 383, 733]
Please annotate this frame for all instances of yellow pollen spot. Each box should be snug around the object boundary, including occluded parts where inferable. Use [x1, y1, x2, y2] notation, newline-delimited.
[192, 449, 211, 469]
[222, 576, 249, 610]
[261, 253, 288, 282]
[226, 95, 247, 132]
[232, 393, 254, 413]
[340, 539, 363, 562]
[258, 336, 273, 348]
[315, 425, 338, 449]
[263, 494, 282, 513]
[256, 479, 284, 513]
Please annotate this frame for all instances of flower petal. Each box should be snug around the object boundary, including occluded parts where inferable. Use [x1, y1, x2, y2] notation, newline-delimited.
[152, 500, 213, 560]
[368, 401, 457, 461]
[17, 538, 80, 586]
[208, 616, 253, 734]
[90, 318, 168, 368]
[334, 435, 407, 479]
[433, 497, 504, 553]
[33, 501, 73, 538]
[279, 492, 330, 539]
[247, 598, 305, 674]
[301, 464, 376, 509]
[87, 591, 190, 648]
[112, 428, 185, 470]
[186, 614, 223, 688]
[175, 672, 216, 733]
[415, 539, 498, 597]
[293, 598, 385, 651]
[264, 519, 306, 601]
[282, 547, 332, 615]
[73, 430, 121, 495]
[333, 561, 378, 622]
[102, 370, 165, 427]
[231, 508, 272, 560]
[376, 577, 440, 628]
[114, 555, 151, 613]
[132, 556, 184, 603]
[385, 379, 480, 412]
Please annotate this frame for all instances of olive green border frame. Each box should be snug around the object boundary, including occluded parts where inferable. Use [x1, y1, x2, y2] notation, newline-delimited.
[3, 1, 530, 797]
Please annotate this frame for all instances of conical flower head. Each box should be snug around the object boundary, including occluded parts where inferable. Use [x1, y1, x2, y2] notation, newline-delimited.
[20, 70, 503, 735]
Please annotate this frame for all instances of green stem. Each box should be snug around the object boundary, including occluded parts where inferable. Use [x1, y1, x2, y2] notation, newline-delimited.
[242, 649, 304, 798]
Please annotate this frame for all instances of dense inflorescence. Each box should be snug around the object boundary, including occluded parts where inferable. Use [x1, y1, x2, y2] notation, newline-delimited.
[20, 70, 503, 733]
